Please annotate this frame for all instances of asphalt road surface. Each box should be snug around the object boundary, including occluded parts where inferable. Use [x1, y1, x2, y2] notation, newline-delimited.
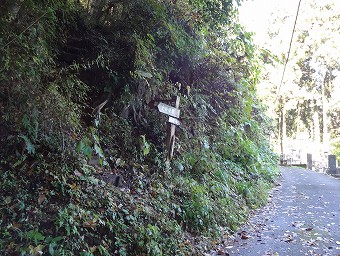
[211, 167, 340, 256]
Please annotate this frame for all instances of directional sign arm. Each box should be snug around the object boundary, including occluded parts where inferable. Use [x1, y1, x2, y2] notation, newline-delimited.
[168, 116, 181, 126]
[157, 103, 180, 118]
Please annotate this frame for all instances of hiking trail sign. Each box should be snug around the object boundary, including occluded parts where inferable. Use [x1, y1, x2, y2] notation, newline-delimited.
[157, 103, 180, 118]
[149, 96, 180, 161]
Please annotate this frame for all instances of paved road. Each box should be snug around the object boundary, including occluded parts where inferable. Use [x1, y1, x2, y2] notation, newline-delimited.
[213, 167, 340, 256]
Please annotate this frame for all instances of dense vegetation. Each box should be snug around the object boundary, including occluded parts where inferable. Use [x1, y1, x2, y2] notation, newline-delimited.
[0, 0, 278, 255]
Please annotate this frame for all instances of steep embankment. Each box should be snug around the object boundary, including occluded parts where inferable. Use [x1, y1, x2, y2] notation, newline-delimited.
[0, 1, 278, 255]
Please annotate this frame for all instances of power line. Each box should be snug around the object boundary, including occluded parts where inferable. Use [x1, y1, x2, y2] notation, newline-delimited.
[274, 0, 303, 105]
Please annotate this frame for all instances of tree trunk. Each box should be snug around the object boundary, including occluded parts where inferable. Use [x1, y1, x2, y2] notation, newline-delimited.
[322, 79, 329, 152]
[279, 107, 286, 156]
[313, 110, 320, 145]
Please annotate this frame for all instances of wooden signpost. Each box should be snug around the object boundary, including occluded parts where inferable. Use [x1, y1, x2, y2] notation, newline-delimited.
[149, 96, 180, 161]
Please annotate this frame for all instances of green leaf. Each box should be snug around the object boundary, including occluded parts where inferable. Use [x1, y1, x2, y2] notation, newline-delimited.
[94, 144, 104, 158]
[26, 230, 45, 243]
[76, 140, 84, 153]
[76, 139, 92, 159]
[19, 135, 35, 155]
[49, 244, 55, 255]
[143, 143, 150, 156]
[177, 162, 184, 171]
[51, 236, 63, 243]
[140, 135, 150, 156]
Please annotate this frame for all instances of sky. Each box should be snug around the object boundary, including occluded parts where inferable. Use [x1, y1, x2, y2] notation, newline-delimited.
[238, 0, 300, 46]
[237, 0, 297, 99]
[238, 0, 340, 91]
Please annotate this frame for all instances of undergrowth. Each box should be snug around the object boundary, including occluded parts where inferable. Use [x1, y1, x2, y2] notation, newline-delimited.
[0, 142, 277, 255]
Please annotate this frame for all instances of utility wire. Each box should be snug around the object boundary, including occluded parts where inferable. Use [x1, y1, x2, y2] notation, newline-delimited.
[274, 0, 302, 105]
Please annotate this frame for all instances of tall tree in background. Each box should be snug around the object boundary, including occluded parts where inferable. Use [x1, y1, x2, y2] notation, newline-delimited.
[258, 0, 340, 158]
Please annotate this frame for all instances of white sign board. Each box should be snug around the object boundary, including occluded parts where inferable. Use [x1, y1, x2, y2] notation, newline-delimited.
[168, 116, 181, 126]
[157, 103, 180, 118]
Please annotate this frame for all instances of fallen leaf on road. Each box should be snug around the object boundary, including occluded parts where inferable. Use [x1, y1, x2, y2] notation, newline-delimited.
[283, 234, 294, 243]
[306, 239, 317, 246]
[238, 231, 250, 240]
[291, 221, 304, 228]
[216, 249, 229, 255]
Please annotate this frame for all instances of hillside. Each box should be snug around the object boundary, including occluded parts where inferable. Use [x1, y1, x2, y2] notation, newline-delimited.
[0, 1, 278, 255]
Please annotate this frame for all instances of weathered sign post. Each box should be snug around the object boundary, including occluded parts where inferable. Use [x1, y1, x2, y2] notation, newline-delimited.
[149, 96, 180, 162]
